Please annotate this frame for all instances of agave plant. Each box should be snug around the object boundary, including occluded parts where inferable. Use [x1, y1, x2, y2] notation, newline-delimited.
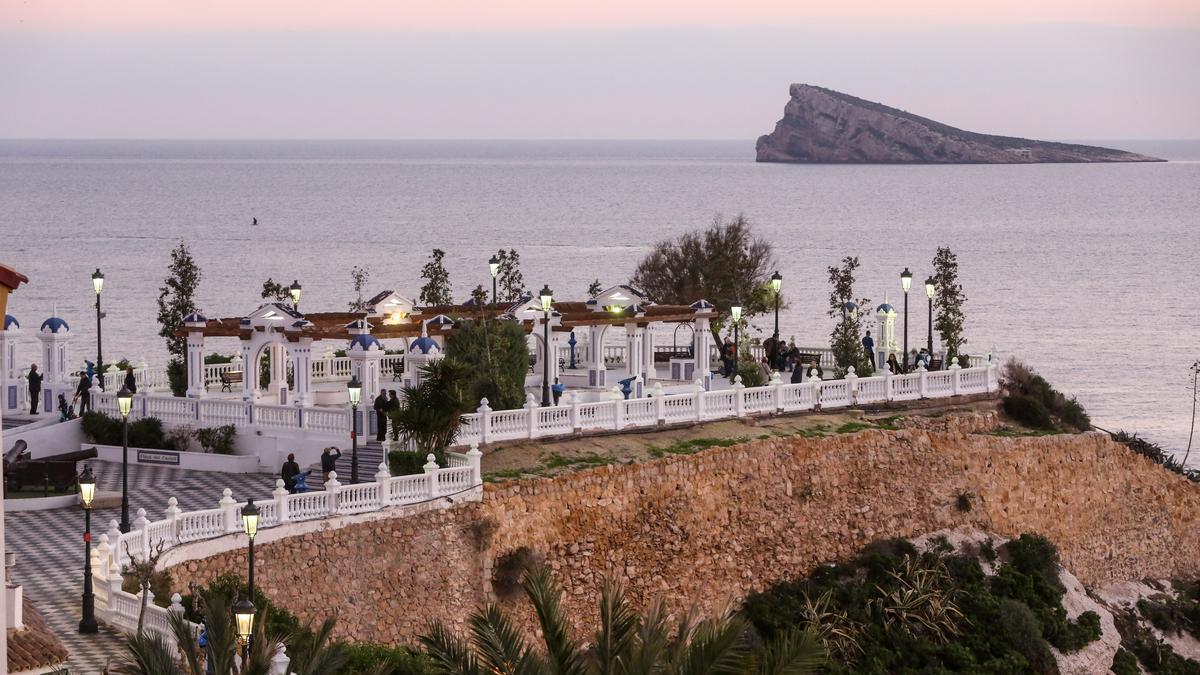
[796, 590, 864, 661]
[869, 556, 966, 643]
[420, 565, 826, 675]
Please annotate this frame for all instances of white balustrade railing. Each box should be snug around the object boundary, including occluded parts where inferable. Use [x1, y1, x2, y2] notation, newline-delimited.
[465, 361, 996, 445]
[90, 450, 484, 643]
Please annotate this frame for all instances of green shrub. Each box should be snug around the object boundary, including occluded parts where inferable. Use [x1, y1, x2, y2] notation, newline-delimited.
[735, 350, 767, 387]
[195, 425, 237, 454]
[445, 318, 530, 411]
[340, 642, 432, 675]
[1112, 647, 1140, 675]
[996, 598, 1056, 673]
[203, 353, 235, 364]
[388, 450, 445, 476]
[1002, 394, 1054, 430]
[82, 411, 172, 450]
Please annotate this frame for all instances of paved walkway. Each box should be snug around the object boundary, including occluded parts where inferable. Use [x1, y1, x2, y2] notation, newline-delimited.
[6, 461, 279, 674]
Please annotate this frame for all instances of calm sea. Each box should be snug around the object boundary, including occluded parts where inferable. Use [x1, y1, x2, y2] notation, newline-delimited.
[1, 139, 1198, 460]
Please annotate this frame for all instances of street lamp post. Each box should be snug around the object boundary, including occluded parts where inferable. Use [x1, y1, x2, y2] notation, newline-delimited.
[770, 272, 782, 370]
[117, 386, 132, 533]
[539, 285, 553, 406]
[288, 280, 302, 311]
[924, 276, 936, 356]
[489, 255, 500, 305]
[347, 375, 362, 484]
[233, 597, 256, 658]
[92, 269, 105, 390]
[240, 497, 259, 653]
[730, 301, 743, 380]
[900, 268, 912, 367]
[78, 466, 98, 634]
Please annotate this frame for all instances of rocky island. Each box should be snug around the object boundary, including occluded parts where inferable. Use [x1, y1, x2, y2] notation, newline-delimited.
[756, 84, 1163, 163]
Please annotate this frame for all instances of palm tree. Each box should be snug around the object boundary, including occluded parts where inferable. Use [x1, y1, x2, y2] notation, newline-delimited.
[389, 359, 472, 451]
[107, 589, 347, 675]
[420, 566, 825, 675]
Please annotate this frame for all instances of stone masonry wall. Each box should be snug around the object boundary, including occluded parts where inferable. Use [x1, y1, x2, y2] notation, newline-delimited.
[168, 417, 1200, 645]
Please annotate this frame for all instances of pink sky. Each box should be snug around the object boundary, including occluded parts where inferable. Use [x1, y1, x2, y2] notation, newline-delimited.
[5, 0, 1198, 31]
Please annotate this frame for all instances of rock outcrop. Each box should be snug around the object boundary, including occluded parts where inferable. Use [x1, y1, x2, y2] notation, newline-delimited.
[756, 84, 1162, 163]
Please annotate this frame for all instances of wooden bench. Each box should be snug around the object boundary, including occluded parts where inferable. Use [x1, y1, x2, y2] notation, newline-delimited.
[391, 362, 404, 381]
[220, 370, 243, 392]
[929, 357, 944, 371]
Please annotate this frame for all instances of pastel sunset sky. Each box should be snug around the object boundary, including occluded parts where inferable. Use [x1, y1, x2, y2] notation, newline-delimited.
[3, 0, 1198, 138]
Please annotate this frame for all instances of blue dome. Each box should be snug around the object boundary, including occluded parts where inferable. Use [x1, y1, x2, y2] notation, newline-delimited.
[3, 315, 17, 330]
[40, 317, 69, 333]
[348, 334, 381, 351]
[409, 336, 440, 355]
[876, 303, 895, 313]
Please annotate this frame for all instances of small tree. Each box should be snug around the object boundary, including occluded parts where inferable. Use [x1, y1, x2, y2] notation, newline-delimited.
[260, 277, 290, 302]
[446, 318, 529, 410]
[348, 265, 371, 312]
[587, 279, 603, 298]
[496, 248, 526, 302]
[469, 284, 488, 307]
[630, 214, 775, 342]
[156, 242, 202, 396]
[827, 256, 871, 376]
[122, 541, 166, 635]
[419, 248, 453, 306]
[932, 247, 967, 359]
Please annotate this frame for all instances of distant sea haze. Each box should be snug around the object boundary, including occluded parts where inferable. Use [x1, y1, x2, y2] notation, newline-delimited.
[1, 139, 1197, 460]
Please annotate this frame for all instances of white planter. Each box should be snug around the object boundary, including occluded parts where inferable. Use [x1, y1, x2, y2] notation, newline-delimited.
[85, 444, 261, 473]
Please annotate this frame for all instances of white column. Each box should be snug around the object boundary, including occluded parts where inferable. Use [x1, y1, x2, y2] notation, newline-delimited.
[0, 328, 17, 413]
[588, 324, 607, 388]
[185, 329, 206, 398]
[625, 325, 641, 379]
[641, 328, 655, 381]
[693, 317, 712, 390]
[288, 337, 313, 407]
[240, 339, 256, 401]
[269, 340, 287, 405]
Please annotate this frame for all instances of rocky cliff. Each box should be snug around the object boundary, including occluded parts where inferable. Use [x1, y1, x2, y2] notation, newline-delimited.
[756, 84, 1162, 163]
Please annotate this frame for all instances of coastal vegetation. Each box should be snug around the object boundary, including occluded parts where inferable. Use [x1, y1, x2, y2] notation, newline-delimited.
[630, 214, 776, 342]
[931, 247, 967, 361]
[826, 256, 872, 376]
[1000, 359, 1091, 432]
[348, 265, 372, 312]
[744, 533, 1101, 674]
[156, 242, 202, 396]
[419, 249, 454, 306]
[493, 248, 527, 303]
[444, 318, 529, 411]
[1108, 431, 1200, 484]
[420, 565, 826, 675]
[82, 411, 236, 454]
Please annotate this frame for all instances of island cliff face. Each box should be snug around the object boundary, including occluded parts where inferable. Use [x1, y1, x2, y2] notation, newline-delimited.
[756, 84, 1162, 164]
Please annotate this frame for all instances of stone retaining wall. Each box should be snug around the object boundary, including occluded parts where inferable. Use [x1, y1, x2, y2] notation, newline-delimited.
[167, 416, 1200, 644]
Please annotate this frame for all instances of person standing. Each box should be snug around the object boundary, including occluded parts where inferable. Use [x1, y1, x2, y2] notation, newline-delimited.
[280, 453, 300, 493]
[320, 447, 342, 483]
[862, 331, 875, 371]
[373, 389, 388, 442]
[75, 371, 92, 414]
[124, 366, 137, 394]
[26, 364, 42, 414]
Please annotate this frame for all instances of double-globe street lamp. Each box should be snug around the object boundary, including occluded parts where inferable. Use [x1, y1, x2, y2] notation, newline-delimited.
[489, 255, 500, 305]
[730, 301, 743, 379]
[925, 276, 936, 356]
[770, 271, 782, 370]
[240, 497, 260, 652]
[539, 285, 553, 406]
[900, 268, 913, 366]
[78, 465, 98, 634]
[117, 386, 133, 533]
[92, 269, 105, 390]
[347, 375, 362, 484]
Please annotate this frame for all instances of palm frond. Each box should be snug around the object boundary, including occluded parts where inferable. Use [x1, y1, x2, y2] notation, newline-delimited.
[292, 616, 348, 675]
[750, 628, 826, 675]
[669, 614, 747, 675]
[621, 600, 671, 675]
[468, 604, 545, 675]
[593, 576, 639, 675]
[168, 609, 204, 675]
[110, 630, 179, 675]
[522, 566, 588, 675]
[199, 591, 238, 675]
[419, 621, 482, 675]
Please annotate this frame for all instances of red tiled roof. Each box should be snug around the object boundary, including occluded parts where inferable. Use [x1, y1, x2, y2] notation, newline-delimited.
[7, 596, 70, 672]
[0, 264, 29, 291]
